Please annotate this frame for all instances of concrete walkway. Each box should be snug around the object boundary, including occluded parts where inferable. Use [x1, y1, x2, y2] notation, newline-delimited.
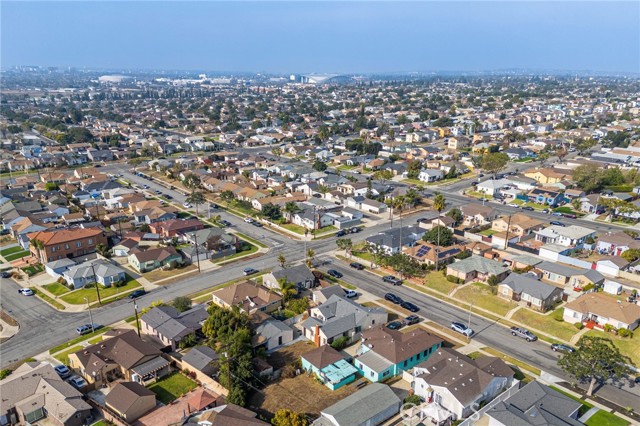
[0, 316, 19, 340]
[578, 407, 600, 423]
[504, 306, 521, 320]
[569, 326, 591, 345]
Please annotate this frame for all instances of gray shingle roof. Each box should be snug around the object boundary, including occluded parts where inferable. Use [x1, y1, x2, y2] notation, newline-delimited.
[272, 264, 315, 285]
[320, 383, 401, 426]
[448, 256, 509, 276]
[182, 346, 219, 371]
[500, 274, 563, 300]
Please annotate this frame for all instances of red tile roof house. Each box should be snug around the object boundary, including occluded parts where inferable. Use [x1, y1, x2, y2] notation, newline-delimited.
[26, 228, 108, 263]
[149, 218, 204, 238]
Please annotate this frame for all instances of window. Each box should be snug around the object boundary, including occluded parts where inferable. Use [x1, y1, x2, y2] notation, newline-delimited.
[383, 371, 389, 377]
[76, 241, 82, 247]
[370, 371, 374, 378]
[64, 244, 70, 249]
[404, 360, 408, 367]
[88, 238, 93, 245]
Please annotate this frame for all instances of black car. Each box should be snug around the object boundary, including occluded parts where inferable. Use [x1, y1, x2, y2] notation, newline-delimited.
[521, 206, 534, 211]
[551, 344, 575, 353]
[327, 269, 343, 279]
[219, 220, 232, 227]
[401, 301, 420, 312]
[403, 315, 420, 325]
[550, 221, 565, 226]
[383, 275, 402, 286]
[384, 293, 403, 304]
[164, 194, 173, 200]
[349, 262, 365, 270]
[336, 230, 347, 237]
[252, 222, 263, 227]
[129, 289, 146, 299]
[386, 321, 404, 330]
[0, 270, 11, 278]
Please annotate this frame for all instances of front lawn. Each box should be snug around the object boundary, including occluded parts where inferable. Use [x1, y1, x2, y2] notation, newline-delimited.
[60, 277, 141, 305]
[148, 372, 198, 404]
[214, 242, 259, 264]
[0, 246, 26, 257]
[584, 330, 640, 367]
[4, 250, 30, 261]
[584, 411, 629, 426]
[280, 223, 307, 234]
[21, 264, 44, 276]
[53, 345, 84, 364]
[32, 288, 65, 310]
[554, 206, 582, 216]
[144, 264, 198, 282]
[49, 327, 112, 354]
[454, 282, 515, 316]
[43, 282, 70, 296]
[510, 307, 578, 342]
[422, 272, 458, 295]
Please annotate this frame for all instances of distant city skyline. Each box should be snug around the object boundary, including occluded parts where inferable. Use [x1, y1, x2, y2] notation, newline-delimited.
[2, 1, 639, 74]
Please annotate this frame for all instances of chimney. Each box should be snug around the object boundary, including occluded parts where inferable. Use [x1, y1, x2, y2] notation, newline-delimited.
[314, 325, 321, 347]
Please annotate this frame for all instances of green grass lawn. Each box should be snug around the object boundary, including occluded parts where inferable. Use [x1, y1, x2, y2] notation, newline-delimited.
[280, 223, 307, 234]
[32, 288, 66, 310]
[483, 347, 542, 376]
[53, 345, 84, 364]
[511, 199, 525, 205]
[0, 246, 25, 256]
[148, 373, 198, 404]
[49, 327, 112, 355]
[43, 282, 71, 296]
[60, 277, 141, 305]
[21, 264, 44, 276]
[510, 308, 578, 342]
[215, 242, 259, 264]
[454, 282, 515, 317]
[423, 272, 458, 294]
[4, 250, 30, 261]
[584, 330, 640, 367]
[554, 206, 582, 216]
[584, 411, 629, 426]
[479, 229, 498, 237]
[466, 190, 490, 199]
[523, 202, 548, 211]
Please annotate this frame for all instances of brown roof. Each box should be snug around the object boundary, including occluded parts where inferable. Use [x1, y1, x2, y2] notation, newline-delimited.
[187, 388, 220, 411]
[105, 381, 155, 415]
[131, 246, 179, 263]
[460, 203, 498, 218]
[26, 227, 103, 246]
[361, 326, 442, 364]
[195, 404, 268, 425]
[565, 293, 640, 325]
[212, 282, 281, 311]
[302, 345, 346, 370]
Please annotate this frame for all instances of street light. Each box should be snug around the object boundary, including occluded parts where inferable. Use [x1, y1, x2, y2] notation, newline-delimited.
[468, 302, 474, 331]
[85, 297, 95, 333]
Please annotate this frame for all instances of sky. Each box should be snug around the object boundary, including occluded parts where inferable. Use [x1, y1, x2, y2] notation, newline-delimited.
[2, 1, 639, 74]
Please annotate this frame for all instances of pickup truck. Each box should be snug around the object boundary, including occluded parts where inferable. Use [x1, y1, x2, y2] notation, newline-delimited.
[510, 326, 538, 342]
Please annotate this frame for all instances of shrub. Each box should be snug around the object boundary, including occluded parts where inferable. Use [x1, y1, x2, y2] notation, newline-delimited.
[551, 308, 564, 322]
[404, 394, 422, 406]
[178, 332, 198, 349]
[330, 336, 350, 351]
[603, 324, 614, 333]
[487, 275, 499, 286]
[617, 328, 632, 338]
[286, 298, 309, 315]
[281, 364, 297, 379]
[582, 283, 595, 292]
[574, 322, 584, 330]
[455, 251, 471, 260]
[83, 282, 96, 288]
[0, 369, 12, 380]
[489, 286, 498, 295]
[446, 275, 462, 284]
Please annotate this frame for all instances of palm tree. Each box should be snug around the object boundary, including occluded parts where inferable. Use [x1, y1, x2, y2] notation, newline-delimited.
[277, 278, 296, 303]
[306, 248, 316, 269]
[277, 254, 287, 269]
[432, 192, 447, 271]
[405, 188, 420, 208]
[186, 191, 206, 215]
[30, 239, 44, 261]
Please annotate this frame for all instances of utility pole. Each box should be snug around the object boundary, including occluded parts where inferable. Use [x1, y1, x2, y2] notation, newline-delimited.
[87, 258, 101, 305]
[85, 297, 94, 333]
[133, 302, 141, 337]
[503, 214, 512, 251]
[193, 231, 201, 272]
[468, 302, 474, 334]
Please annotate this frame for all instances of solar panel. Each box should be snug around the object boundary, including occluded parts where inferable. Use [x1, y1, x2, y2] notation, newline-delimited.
[416, 246, 429, 258]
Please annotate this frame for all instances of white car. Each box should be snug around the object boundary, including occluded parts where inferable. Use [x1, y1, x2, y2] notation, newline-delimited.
[18, 288, 34, 296]
[244, 217, 254, 223]
[451, 321, 474, 337]
[183, 202, 192, 208]
[68, 376, 87, 389]
[508, 203, 519, 207]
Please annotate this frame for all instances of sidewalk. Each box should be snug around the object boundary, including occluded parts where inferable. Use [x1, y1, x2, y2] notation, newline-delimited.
[0, 316, 19, 340]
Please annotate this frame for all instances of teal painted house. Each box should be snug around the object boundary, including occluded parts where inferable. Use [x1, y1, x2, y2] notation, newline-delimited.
[355, 326, 442, 382]
[301, 345, 358, 391]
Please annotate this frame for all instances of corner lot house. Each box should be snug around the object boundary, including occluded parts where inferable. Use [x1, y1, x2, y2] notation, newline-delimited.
[141, 305, 208, 350]
[563, 292, 640, 330]
[534, 225, 596, 248]
[446, 256, 510, 283]
[211, 281, 282, 314]
[354, 326, 442, 382]
[313, 383, 401, 426]
[263, 264, 316, 291]
[459, 204, 499, 227]
[410, 348, 514, 420]
[0, 362, 92, 426]
[497, 274, 564, 312]
[62, 259, 126, 289]
[128, 246, 183, 272]
[301, 345, 359, 391]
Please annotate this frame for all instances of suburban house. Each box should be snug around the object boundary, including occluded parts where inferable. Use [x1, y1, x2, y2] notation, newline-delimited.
[140, 304, 208, 350]
[534, 225, 596, 247]
[26, 228, 108, 263]
[62, 259, 127, 289]
[181, 346, 220, 378]
[301, 345, 359, 391]
[250, 311, 295, 351]
[497, 274, 564, 312]
[418, 168, 443, 183]
[403, 242, 467, 267]
[0, 362, 92, 426]
[183, 228, 238, 258]
[149, 218, 204, 238]
[491, 214, 545, 238]
[112, 238, 139, 257]
[366, 225, 426, 254]
[104, 381, 156, 423]
[535, 261, 602, 288]
[263, 264, 317, 292]
[181, 404, 268, 426]
[569, 269, 605, 291]
[459, 204, 500, 227]
[596, 231, 640, 256]
[128, 246, 183, 272]
[313, 383, 401, 426]
[302, 294, 388, 347]
[563, 292, 640, 330]
[211, 281, 282, 314]
[446, 256, 510, 283]
[354, 326, 442, 382]
[68, 329, 170, 388]
[484, 381, 583, 426]
[527, 188, 563, 206]
[410, 348, 514, 420]
[523, 168, 567, 184]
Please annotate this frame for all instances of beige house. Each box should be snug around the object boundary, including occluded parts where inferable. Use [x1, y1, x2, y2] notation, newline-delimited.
[446, 256, 510, 283]
[105, 382, 156, 422]
[563, 292, 640, 330]
[211, 281, 282, 314]
[447, 137, 470, 151]
[491, 214, 545, 238]
[459, 204, 500, 227]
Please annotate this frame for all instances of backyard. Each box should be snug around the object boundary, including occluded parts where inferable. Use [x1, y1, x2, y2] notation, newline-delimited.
[454, 282, 515, 317]
[510, 307, 578, 342]
[148, 372, 198, 404]
[60, 277, 141, 305]
[266, 340, 316, 371]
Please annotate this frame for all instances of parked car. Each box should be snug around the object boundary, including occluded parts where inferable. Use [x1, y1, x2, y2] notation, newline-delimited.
[349, 262, 365, 270]
[400, 301, 420, 312]
[551, 212, 563, 216]
[183, 202, 192, 208]
[154, 190, 162, 195]
[403, 315, 420, 326]
[386, 321, 404, 330]
[129, 289, 146, 299]
[142, 184, 150, 189]
[68, 376, 88, 390]
[451, 321, 474, 337]
[384, 293, 403, 304]
[54, 364, 71, 379]
[76, 324, 100, 335]
[383, 275, 403, 286]
[521, 206, 534, 211]
[164, 194, 173, 200]
[541, 209, 550, 214]
[0, 270, 12, 278]
[243, 268, 259, 276]
[510, 326, 538, 342]
[344, 290, 358, 299]
[252, 222, 263, 227]
[551, 343, 575, 353]
[244, 217, 254, 223]
[327, 269, 343, 279]
[335, 230, 347, 237]
[550, 221, 565, 226]
[508, 203, 519, 207]
[350, 227, 361, 234]
[562, 213, 577, 219]
[18, 288, 34, 296]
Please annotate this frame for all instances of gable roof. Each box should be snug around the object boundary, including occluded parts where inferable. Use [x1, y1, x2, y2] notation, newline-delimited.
[141, 305, 208, 341]
[448, 256, 509, 276]
[182, 346, 220, 371]
[361, 326, 442, 364]
[500, 274, 563, 300]
[564, 292, 640, 325]
[302, 345, 346, 370]
[271, 264, 315, 284]
[320, 383, 400, 426]
[105, 381, 155, 415]
[130, 246, 180, 263]
[212, 281, 281, 311]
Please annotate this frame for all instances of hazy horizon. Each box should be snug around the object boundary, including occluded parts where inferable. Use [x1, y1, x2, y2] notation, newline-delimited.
[2, 1, 639, 74]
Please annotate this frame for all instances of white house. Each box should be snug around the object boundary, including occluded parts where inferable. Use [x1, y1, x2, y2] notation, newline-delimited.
[534, 225, 596, 248]
[63, 259, 127, 289]
[418, 169, 443, 183]
[563, 292, 640, 330]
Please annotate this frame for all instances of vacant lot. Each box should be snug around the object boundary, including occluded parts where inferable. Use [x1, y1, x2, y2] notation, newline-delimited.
[60, 277, 141, 305]
[267, 340, 316, 371]
[511, 308, 578, 342]
[422, 272, 458, 295]
[248, 372, 359, 418]
[454, 282, 515, 316]
[148, 373, 198, 404]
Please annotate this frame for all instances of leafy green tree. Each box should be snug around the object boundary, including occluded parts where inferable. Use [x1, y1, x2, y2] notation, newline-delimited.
[178, 332, 198, 349]
[182, 174, 202, 190]
[272, 409, 309, 426]
[186, 191, 206, 215]
[572, 164, 604, 193]
[306, 248, 315, 269]
[480, 152, 509, 177]
[278, 278, 297, 303]
[621, 249, 640, 263]
[336, 238, 353, 257]
[173, 296, 192, 313]
[284, 201, 302, 218]
[422, 226, 454, 247]
[373, 170, 393, 186]
[558, 335, 633, 396]
[286, 298, 309, 315]
[407, 160, 423, 179]
[44, 182, 59, 191]
[312, 160, 327, 172]
[261, 203, 282, 221]
[446, 207, 463, 225]
[220, 190, 235, 203]
[277, 253, 287, 268]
